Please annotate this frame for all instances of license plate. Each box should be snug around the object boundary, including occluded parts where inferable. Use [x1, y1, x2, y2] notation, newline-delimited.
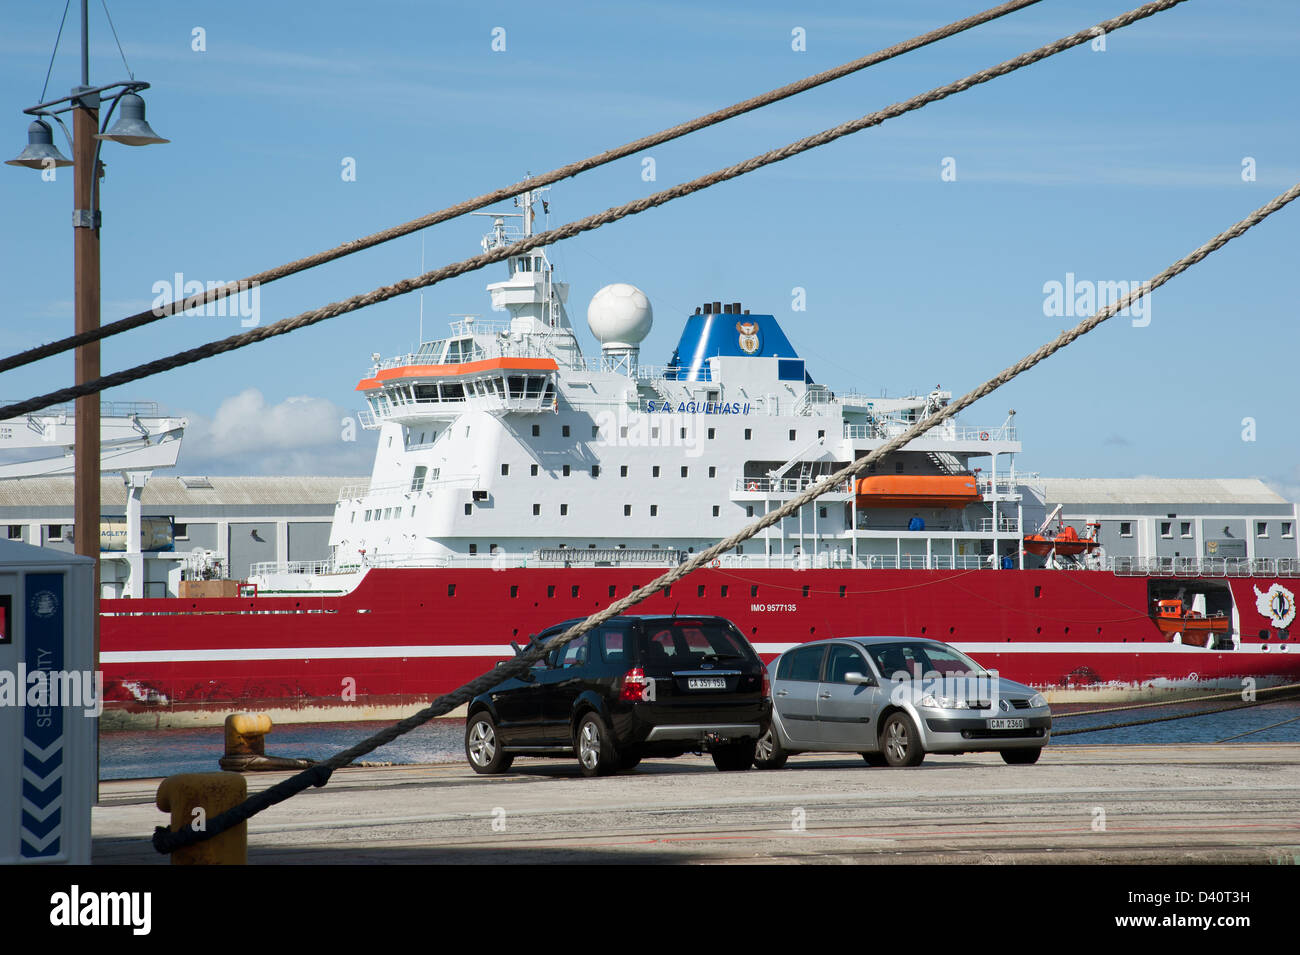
[688, 677, 726, 690]
[988, 718, 1025, 730]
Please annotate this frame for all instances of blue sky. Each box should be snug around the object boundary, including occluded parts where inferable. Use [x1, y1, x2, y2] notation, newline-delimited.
[1, 0, 1297, 496]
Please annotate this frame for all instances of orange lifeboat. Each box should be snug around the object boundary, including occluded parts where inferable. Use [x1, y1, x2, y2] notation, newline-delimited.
[1150, 598, 1230, 647]
[1021, 524, 1099, 557]
[854, 475, 980, 509]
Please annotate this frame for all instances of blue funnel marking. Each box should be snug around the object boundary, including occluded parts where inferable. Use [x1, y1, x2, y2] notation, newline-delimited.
[665, 313, 801, 382]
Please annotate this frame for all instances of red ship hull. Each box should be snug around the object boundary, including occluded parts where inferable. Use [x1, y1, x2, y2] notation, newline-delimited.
[99, 567, 1300, 726]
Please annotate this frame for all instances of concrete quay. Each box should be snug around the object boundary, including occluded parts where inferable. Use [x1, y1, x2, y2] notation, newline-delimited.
[93, 744, 1300, 865]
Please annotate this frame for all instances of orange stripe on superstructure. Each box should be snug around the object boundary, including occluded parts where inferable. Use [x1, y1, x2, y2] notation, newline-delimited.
[355, 357, 559, 391]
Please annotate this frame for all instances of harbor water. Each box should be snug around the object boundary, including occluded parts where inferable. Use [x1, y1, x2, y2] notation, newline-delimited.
[99, 700, 1300, 780]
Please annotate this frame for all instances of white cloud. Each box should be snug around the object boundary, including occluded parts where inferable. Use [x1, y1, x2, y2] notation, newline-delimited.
[175, 388, 375, 475]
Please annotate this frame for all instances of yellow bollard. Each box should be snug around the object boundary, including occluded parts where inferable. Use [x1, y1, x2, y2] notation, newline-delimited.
[219, 712, 314, 771]
[156, 772, 248, 865]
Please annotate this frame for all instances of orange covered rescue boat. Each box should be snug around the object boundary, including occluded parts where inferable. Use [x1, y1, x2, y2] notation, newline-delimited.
[854, 475, 980, 508]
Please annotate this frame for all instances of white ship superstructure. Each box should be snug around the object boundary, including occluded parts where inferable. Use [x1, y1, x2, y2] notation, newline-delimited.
[323, 190, 1036, 580]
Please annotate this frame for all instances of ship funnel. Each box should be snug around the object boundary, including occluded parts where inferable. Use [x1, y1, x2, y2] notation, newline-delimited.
[587, 283, 652, 375]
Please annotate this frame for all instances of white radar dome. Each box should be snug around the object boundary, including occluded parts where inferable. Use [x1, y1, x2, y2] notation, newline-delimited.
[587, 283, 653, 347]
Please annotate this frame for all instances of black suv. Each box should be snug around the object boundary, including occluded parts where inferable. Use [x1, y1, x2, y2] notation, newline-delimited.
[464, 615, 770, 776]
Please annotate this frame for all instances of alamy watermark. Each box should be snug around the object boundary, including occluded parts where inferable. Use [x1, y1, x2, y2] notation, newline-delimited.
[1042, 272, 1151, 327]
[592, 406, 706, 458]
[151, 271, 260, 327]
[0, 665, 103, 717]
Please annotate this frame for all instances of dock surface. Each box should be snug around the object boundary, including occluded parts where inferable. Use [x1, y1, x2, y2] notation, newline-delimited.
[93, 744, 1300, 864]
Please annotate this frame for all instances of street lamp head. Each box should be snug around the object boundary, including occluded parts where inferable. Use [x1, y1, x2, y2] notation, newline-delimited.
[6, 118, 73, 169]
[96, 93, 169, 146]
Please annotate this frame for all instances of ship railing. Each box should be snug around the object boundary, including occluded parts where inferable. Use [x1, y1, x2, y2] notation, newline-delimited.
[448, 318, 513, 336]
[843, 421, 1013, 443]
[632, 364, 714, 383]
[8, 399, 167, 419]
[1107, 556, 1300, 577]
[710, 553, 991, 570]
[733, 477, 853, 494]
[978, 517, 1020, 533]
[337, 475, 480, 502]
[371, 338, 553, 373]
[952, 426, 1017, 442]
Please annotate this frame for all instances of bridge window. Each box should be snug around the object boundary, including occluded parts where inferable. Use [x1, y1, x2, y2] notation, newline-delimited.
[411, 466, 427, 492]
[508, 376, 525, 399]
[442, 382, 464, 400]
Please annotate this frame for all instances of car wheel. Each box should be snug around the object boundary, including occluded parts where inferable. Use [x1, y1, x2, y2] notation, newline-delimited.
[753, 725, 789, 769]
[880, 712, 925, 767]
[861, 752, 889, 767]
[711, 739, 756, 772]
[465, 712, 513, 774]
[1001, 748, 1042, 765]
[618, 748, 643, 771]
[575, 713, 618, 777]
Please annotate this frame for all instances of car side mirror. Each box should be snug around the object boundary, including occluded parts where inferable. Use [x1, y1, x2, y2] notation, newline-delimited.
[844, 672, 875, 686]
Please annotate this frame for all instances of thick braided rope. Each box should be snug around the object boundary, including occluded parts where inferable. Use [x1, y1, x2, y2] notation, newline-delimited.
[12, 0, 1187, 422]
[153, 181, 1300, 855]
[1, 0, 1045, 375]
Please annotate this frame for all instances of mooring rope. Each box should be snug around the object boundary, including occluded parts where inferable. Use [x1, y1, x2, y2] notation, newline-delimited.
[8, 0, 1189, 422]
[153, 177, 1300, 854]
[0, 0, 1047, 375]
[1215, 714, 1300, 743]
[1051, 694, 1300, 737]
[1051, 681, 1300, 719]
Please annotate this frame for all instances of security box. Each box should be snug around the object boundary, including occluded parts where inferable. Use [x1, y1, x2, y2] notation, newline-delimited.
[0, 538, 95, 864]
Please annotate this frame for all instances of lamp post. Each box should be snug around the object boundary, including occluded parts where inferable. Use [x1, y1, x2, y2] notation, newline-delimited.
[8, 1, 167, 706]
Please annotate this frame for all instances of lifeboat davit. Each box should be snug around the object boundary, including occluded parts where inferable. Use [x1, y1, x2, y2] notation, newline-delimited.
[854, 475, 980, 508]
[1021, 524, 1099, 557]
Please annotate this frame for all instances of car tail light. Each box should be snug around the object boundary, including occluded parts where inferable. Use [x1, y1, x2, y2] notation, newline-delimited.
[619, 667, 650, 702]
[762, 670, 771, 699]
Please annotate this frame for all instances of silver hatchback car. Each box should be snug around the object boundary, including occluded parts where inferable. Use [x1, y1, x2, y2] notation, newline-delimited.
[755, 636, 1051, 768]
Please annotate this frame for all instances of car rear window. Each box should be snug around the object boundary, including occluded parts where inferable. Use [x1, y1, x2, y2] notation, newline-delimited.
[640, 622, 755, 669]
[777, 645, 825, 682]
